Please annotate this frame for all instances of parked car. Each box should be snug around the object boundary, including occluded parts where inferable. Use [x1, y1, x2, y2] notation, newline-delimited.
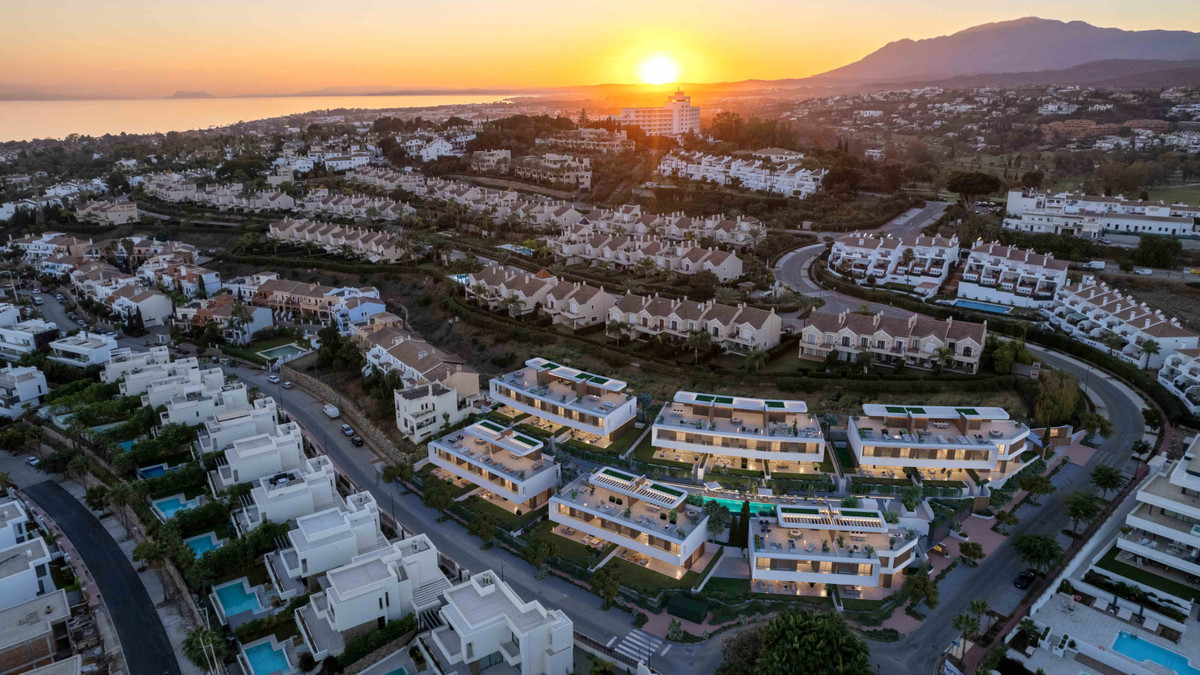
[323, 404, 340, 418]
[25, 456, 39, 467]
[54, 293, 63, 300]
[267, 375, 280, 384]
[282, 381, 293, 389]
[1014, 569, 1037, 589]
[32, 297, 43, 306]
[1134, 267, 1154, 276]
[1085, 261, 1107, 271]
[341, 424, 354, 436]
[351, 436, 364, 447]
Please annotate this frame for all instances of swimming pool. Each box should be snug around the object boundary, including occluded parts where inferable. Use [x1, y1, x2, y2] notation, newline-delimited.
[184, 532, 223, 557]
[213, 579, 263, 620]
[137, 463, 179, 480]
[258, 343, 306, 361]
[710, 497, 776, 515]
[952, 299, 1014, 315]
[1113, 631, 1200, 675]
[242, 639, 291, 675]
[152, 494, 200, 520]
[117, 439, 138, 452]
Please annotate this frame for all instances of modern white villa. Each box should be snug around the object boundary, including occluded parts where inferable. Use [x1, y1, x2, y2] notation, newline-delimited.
[159, 382, 251, 427]
[489, 357, 636, 446]
[427, 420, 561, 513]
[208, 421, 306, 492]
[550, 467, 709, 578]
[651, 392, 825, 477]
[233, 456, 340, 534]
[277, 493, 387, 582]
[195, 398, 280, 455]
[47, 332, 116, 368]
[101, 345, 171, 384]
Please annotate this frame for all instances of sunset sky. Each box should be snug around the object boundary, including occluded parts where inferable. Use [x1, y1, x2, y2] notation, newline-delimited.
[3, 0, 1199, 99]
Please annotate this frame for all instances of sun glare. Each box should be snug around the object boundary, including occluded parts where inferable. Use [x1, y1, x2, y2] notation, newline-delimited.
[638, 56, 679, 85]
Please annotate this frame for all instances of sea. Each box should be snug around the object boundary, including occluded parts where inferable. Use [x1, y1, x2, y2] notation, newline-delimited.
[0, 94, 517, 142]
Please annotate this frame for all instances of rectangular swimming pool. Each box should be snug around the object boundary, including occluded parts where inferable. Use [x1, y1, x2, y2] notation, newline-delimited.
[152, 494, 199, 520]
[952, 299, 1014, 314]
[1113, 631, 1200, 675]
[258, 343, 306, 360]
[710, 497, 776, 515]
[243, 640, 290, 675]
[184, 532, 223, 557]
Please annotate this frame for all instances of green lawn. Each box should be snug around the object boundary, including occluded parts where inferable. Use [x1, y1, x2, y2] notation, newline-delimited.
[631, 433, 695, 470]
[599, 546, 724, 595]
[1149, 184, 1200, 205]
[1096, 545, 1200, 602]
[513, 423, 556, 440]
[219, 345, 268, 366]
[699, 577, 831, 607]
[461, 496, 545, 531]
[834, 445, 857, 472]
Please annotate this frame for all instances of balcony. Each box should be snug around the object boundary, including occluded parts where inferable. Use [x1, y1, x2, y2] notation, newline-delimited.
[1116, 532, 1200, 577]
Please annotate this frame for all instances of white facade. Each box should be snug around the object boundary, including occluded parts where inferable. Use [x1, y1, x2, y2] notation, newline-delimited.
[829, 232, 960, 295]
[102, 346, 171, 384]
[395, 382, 470, 444]
[47, 332, 116, 368]
[430, 570, 573, 675]
[658, 151, 826, 198]
[236, 456, 339, 532]
[0, 495, 33, 551]
[618, 90, 701, 136]
[958, 242, 1069, 309]
[428, 420, 561, 510]
[1158, 349, 1200, 416]
[160, 383, 250, 427]
[195, 398, 280, 455]
[0, 320, 58, 362]
[209, 421, 306, 491]
[139, 366, 226, 409]
[0, 537, 53, 612]
[279, 493, 386, 580]
[0, 366, 47, 420]
[489, 357, 636, 442]
[1005, 188, 1200, 238]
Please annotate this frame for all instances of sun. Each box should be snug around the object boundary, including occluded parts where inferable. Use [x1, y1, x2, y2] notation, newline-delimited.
[638, 56, 679, 85]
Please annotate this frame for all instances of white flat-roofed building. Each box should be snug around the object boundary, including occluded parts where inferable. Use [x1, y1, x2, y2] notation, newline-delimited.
[0, 305, 22, 329]
[160, 383, 250, 427]
[428, 420, 560, 511]
[0, 320, 58, 362]
[0, 495, 32, 550]
[958, 241, 1069, 308]
[235, 456, 339, 534]
[652, 392, 825, 476]
[0, 537, 53, 611]
[117, 356, 203, 397]
[47, 332, 115, 367]
[0, 366, 46, 420]
[101, 345, 171, 383]
[395, 381, 470, 444]
[429, 569, 573, 675]
[209, 421, 305, 492]
[550, 467, 708, 576]
[1158, 349, 1200, 415]
[618, 90, 700, 137]
[749, 498, 921, 598]
[1005, 188, 1200, 238]
[848, 404, 1031, 484]
[489, 357, 636, 445]
[297, 535, 450, 660]
[829, 232, 960, 295]
[195, 398, 279, 455]
[279, 493, 386, 581]
[0, 589, 70, 675]
[139, 366, 226, 409]
[1102, 440, 1200, 611]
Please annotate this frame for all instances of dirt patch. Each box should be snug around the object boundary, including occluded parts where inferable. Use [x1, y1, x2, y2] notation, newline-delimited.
[1099, 275, 1200, 333]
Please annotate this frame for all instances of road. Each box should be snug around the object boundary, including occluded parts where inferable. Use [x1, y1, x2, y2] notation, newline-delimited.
[23, 480, 182, 675]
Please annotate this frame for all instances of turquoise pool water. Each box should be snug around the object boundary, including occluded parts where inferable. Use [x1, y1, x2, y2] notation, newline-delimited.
[137, 463, 174, 479]
[243, 641, 290, 675]
[153, 495, 199, 519]
[952, 299, 1014, 314]
[711, 497, 776, 515]
[214, 580, 262, 618]
[184, 532, 222, 557]
[117, 439, 138, 452]
[1113, 631, 1200, 675]
[382, 669, 407, 675]
[258, 343, 305, 360]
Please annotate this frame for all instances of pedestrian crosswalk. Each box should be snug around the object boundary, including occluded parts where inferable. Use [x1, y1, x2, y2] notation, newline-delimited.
[614, 629, 663, 663]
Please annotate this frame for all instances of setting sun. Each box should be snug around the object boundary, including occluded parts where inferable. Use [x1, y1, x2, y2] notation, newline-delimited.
[638, 55, 680, 85]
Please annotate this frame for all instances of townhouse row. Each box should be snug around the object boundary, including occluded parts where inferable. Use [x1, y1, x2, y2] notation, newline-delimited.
[268, 217, 406, 262]
[957, 241, 1070, 309]
[799, 309, 988, 374]
[224, 271, 385, 331]
[548, 231, 743, 281]
[657, 150, 826, 198]
[553, 202, 765, 249]
[1004, 188, 1200, 238]
[829, 232, 960, 297]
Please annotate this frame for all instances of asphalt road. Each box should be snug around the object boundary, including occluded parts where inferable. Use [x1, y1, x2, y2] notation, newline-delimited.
[24, 480, 181, 675]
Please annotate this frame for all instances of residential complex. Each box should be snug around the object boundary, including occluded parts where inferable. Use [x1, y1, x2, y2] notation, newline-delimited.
[160, 382, 250, 427]
[268, 218, 406, 263]
[652, 392, 825, 477]
[427, 420, 561, 512]
[1158, 349, 1200, 415]
[957, 242, 1070, 308]
[489, 358, 636, 445]
[617, 90, 701, 136]
[552, 203, 765, 249]
[657, 150, 826, 198]
[609, 293, 782, 354]
[536, 128, 633, 154]
[0, 320, 59, 362]
[510, 154, 592, 190]
[799, 310, 988, 373]
[47, 332, 116, 368]
[277, 493, 386, 581]
[547, 233, 744, 281]
[208, 420, 305, 491]
[829, 232, 960, 297]
[0, 365, 47, 420]
[1004, 188, 1200, 238]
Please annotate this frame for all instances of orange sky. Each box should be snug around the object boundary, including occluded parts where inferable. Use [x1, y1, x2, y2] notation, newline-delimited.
[2, 1, 1199, 99]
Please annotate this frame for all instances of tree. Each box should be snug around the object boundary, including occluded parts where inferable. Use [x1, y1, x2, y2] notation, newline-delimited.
[1090, 465, 1126, 499]
[969, 598, 991, 634]
[1078, 412, 1113, 439]
[1012, 534, 1063, 572]
[1101, 331, 1125, 356]
[743, 348, 768, 373]
[947, 171, 1003, 210]
[467, 511, 497, 547]
[703, 500, 732, 536]
[228, 298, 254, 345]
[853, 350, 873, 374]
[902, 565, 939, 609]
[524, 531, 559, 569]
[899, 247, 916, 285]
[1019, 475, 1054, 505]
[1020, 170, 1044, 189]
[1132, 234, 1182, 270]
[900, 483, 926, 511]
[687, 271, 720, 301]
[1140, 339, 1161, 370]
[1034, 370, 1080, 428]
[382, 462, 413, 485]
[687, 330, 711, 365]
[952, 612, 980, 657]
[590, 564, 621, 608]
[959, 542, 986, 567]
[182, 625, 228, 671]
[716, 610, 871, 675]
[1064, 491, 1104, 533]
[422, 479, 453, 516]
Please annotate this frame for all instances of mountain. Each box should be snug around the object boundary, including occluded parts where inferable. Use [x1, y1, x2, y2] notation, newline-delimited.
[902, 59, 1200, 89]
[168, 90, 215, 99]
[813, 17, 1200, 84]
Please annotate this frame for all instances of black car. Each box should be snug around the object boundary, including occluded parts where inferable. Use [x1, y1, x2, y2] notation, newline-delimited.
[1014, 569, 1037, 589]
[351, 436, 364, 447]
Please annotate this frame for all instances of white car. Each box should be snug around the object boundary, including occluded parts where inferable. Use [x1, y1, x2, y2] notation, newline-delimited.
[1133, 267, 1153, 276]
[267, 375, 281, 384]
[25, 456, 39, 467]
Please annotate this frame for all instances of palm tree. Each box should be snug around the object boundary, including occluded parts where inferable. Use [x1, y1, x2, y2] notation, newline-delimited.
[1090, 465, 1126, 499]
[1141, 339, 1161, 370]
[0, 472, 12, 491]
[899, 247, 916, 285]
[470, 282, 489, 304]
[133, 538, 173, 602]
[1012, 534, 1063, 572]
[182, 626, 228, 672]
[932, 346, 955, 374]
[969, 598, 991, 634]
[1102, 331, 1124, 356]
[503, 294, 524, 316]
[229, 298, 254, 345]
[744, 348, 768, 373]
[606, 319, 626, 340]
[1064, 491, 1103, 533]
[951, 612, 979, 658]
[620, 279, 644, 295]
[687, 331, 711, 365]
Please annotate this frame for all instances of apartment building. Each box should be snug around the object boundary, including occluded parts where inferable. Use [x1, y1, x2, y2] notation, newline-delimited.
[0, 305, 20, 330]
[958, 242, 1069, 308]
[268, 218, 407, 262]
[250, 275, 385, 329]
[0, 590, 70, 674]
[105, 285, 173, 328]
[0, 320, 59, 362]
[6, 233, 87, 262]
[652, 392, 825, 476]
[536, 128, 633, 154]
[0, 366, 47, 420]
[234, 456, 339, 534]
[0, 537, 53, 610]
[847, 404, 1032, 484]
[490, 357, 637, 444]
[74, 200, 138, 225]
[799, 310, 987, 374]
[123, 359, 216, 400]
[429, 570, 573, 675]
[463, 266, 557, 317]
[278, 493, 386, 581]
[829, 232, 960, 296]
[159, 382, 250, 427]
[1100, 442, 1200, 614]
[298, 535, 450, 660]
[749, 498, 921, 597]
[609, 293, 783, 354]
[657, 151, 826, 198]
[194, 398, 280, 455]
[469, 149, 511, 173]
[1044, 275, 1198, 369]
[0, 494, 33, 550]
[138, 259, 221, 298]
[428, 420, 561, 512]
[395, 382, 469, 444]
[47, 332, 116, 368]
[550, 467, 709, 577]
[174, 294, 274, 345]
[1158, 349, 1200, 415]
[208, 421, 305, 491]
[1005, 188, 1200, 238]
[511, 154, 592, 190]
[618, 90, 701, 136]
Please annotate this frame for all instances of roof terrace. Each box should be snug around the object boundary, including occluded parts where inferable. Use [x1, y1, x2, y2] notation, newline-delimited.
[494, 357, 631, 416]
[658, 392, 821, 440]
[556, 470, 702, 542]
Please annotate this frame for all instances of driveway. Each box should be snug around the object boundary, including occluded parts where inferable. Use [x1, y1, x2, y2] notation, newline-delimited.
[23, 481, 181, 675]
